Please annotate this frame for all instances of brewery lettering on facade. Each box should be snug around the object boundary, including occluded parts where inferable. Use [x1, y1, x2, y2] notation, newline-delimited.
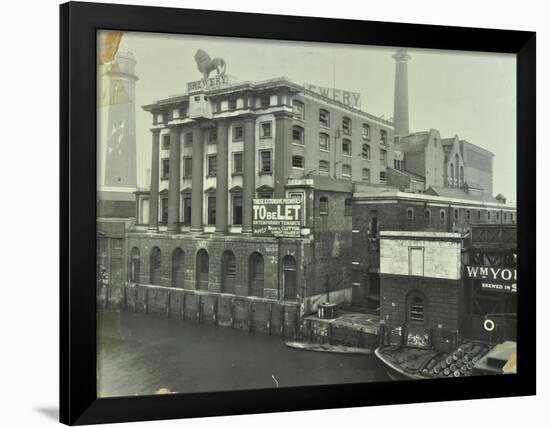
[465, 266, 517, 293]
[303, 83, 362, 109]
[187, 74, 230, 92]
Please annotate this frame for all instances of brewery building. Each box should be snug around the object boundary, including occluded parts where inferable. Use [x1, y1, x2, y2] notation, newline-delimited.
[97, 49, 516, 342]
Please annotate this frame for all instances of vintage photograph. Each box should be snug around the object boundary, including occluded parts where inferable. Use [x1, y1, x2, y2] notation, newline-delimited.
[96, 30, 517, 397]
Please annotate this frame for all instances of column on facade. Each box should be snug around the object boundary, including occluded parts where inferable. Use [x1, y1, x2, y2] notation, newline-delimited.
[167, 126, 181, 233]
[215, 119, 229, 233]
[148, 129, 160, 230]
[190, 125, 204, 232]
[241, 115, 256, 233]
[273, 111, 293, 198]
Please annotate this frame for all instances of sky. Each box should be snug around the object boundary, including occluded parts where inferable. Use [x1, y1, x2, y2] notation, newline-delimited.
[106, 31, 516, 200]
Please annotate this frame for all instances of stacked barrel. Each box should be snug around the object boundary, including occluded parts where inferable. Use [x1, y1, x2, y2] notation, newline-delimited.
[421, 343, 489, 378]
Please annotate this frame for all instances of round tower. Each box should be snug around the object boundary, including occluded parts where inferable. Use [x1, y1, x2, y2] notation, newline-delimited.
[97, 51, 139, 217]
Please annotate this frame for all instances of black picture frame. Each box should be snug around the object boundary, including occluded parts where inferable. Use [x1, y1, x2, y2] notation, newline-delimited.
[60, 1, 536, 425]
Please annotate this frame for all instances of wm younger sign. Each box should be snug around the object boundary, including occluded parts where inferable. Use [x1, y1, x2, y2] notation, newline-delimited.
[252, 199, 302, 238]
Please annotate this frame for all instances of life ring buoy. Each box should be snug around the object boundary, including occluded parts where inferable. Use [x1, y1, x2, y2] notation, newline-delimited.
[483, 318, 496, 332]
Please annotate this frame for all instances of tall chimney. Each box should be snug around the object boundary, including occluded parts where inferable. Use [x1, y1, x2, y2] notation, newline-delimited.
[392, 48, 411, 137]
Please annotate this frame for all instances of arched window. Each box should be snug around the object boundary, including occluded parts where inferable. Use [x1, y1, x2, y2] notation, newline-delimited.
[454, 209, 459, 221]
[407, 291, 426, 323]
[478, 210, 482, 220]
[487, 211, 491, 220]
[440, 209, 446, 221]
[455, 154, 460, 187]
[319, 109, 330, 127]
[130, 247, 140, 283]
[150, 247, 161, 286]
[221, 250, 236, 294]
[196, 249, 209, 290]
[362, 168, 371, 181]
[171, 248, 184, 288]
[342, 138, 352, 156]
[282, 255, 297, 301]
[460, 165, 464, 187]
[319, 132, 330, 151]
[319, 160, 330, 174]
[342, 117, 352, 135]
[406, 207, 414, 220]
[292, 125, 304, 144]
[424, 209, 431, 220]
[319, 196, 329, 215]
[292, 100, 305, 120]
[249, 252, 264, 297]
[450, 163, 455, 187]
[362, 143, 370, 160]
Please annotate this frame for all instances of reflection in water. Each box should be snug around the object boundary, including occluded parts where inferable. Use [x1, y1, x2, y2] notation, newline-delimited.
[97, 310, 390, 397]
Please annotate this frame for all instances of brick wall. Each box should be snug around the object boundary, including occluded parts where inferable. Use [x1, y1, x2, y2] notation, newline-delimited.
[380, 274, 461, 350]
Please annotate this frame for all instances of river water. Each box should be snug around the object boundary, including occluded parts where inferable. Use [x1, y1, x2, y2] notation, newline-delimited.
[97, 310, 390, 397]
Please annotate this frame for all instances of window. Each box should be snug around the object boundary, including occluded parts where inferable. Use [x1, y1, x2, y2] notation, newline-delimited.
[260, 96, 270, 108]
[407, 207, 414, 220]
[344, 199, 352, 216]
[440, 209, 446, 221]
[207, 196, 216, 225]
[232, 194, 243, 225]
[478, 210, 482, 220]
[380, 129, 387, 145]
[233, 152, 243, 174]
[161, 197, 168, 224]
[183, 157, 192, 177]
[185, 132, 193, 145]
[424, 208, 431, 220]
[466, 210, 471, 220]
[504, 212, 507, 221]
[362, 123, 371, 139]
[342, 117, 352, 135]
[379, 171, 386, 181]
[319, 196, 329, 215]
[150, 247, 162, 286]
[172, 248, 184, 287]
[460, 165, 464, 186]
[130, 247, 140, 283]
[362, 168, 370, 181]
[319, 160, 330, 174]
[292, 155, 304, 169]
[342, 139, 352, 156]
[260, 150, 272, 173]
[208, 128, 217, 143]
[408, 293, 425, 323]
[221, 251, 237, 294]
[293, 100, 305, 120]
[194, 95, 200, 101]
[207, 155, 217, 177]
[161, 158, 170, 179]
[319, 133, 330, 151]
[487, 211, 491, 220]
[292, 126, 304, 144]
[319, 109, 330, 127]
[362, 143, 371, 160]
[233, 125, 244, 141]
[228, 99, 237, 111]
[342, 164, 351, 178]
[196, 249, 209, 290]
[260, 122, 272, 138]
[511, 213, 515, 222]
[370, 210, 378, 236]
[380, 149, 387, 166]
[454, 209, 459, 220]
[497, 211, 500, 221]
[183, 196, 192, 225]
[450, 163, 455, 188]
[249, 252, 264, 297]
[162, 134, 170, 149]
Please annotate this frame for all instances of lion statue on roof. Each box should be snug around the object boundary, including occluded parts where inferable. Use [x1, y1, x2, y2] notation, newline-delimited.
[194, 49, 226, 79]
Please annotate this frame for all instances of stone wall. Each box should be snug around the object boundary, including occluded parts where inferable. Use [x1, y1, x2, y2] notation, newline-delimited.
[121, 284, 301, 337]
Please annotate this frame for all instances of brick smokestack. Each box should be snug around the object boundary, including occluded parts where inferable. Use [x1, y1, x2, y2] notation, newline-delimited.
[392, 48, 411, 137]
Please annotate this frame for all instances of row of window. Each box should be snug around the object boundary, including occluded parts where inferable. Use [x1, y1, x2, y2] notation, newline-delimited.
[131, 246, 298, 300]
[405, 207, 516, 222]
[293, 100, 388, 145]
